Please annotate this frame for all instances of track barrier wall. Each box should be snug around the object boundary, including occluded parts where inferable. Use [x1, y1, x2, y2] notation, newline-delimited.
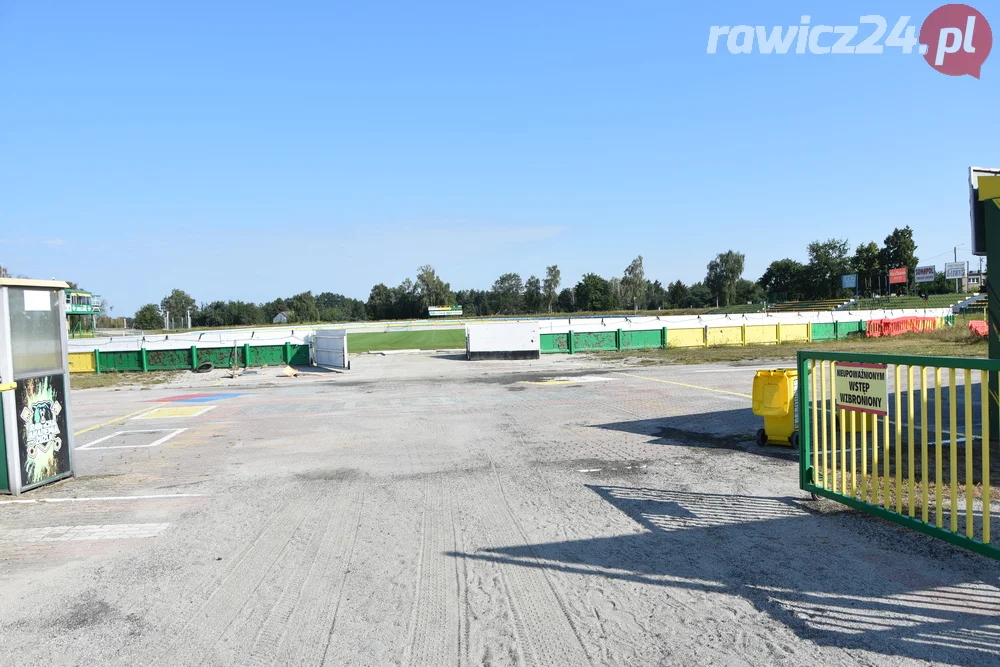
[797, 351, 999, 560]
[538, 312, 952, 354]
[68, 343, 310, 374]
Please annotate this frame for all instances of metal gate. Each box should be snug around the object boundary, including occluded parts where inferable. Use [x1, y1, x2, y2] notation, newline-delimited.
[312, 330, 348, 369]
[797, 350, 999, 559]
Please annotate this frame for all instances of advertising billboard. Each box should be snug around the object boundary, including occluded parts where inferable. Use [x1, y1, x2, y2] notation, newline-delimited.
[914, 266, 936, 283]
[14, 373, 71, 489]
[841, 274, 857, 289]
[888, 267, 908, 285]
[944, 262, 967, 280]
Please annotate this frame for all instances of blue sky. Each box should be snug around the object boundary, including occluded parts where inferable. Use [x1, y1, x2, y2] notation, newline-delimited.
[1, 1, 997, 314]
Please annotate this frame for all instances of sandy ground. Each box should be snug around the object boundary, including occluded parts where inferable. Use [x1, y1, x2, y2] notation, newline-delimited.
[2, 352, 999, 666]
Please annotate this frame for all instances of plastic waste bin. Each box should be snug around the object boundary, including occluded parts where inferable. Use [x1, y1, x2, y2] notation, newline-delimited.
[752, 368, 799, 448]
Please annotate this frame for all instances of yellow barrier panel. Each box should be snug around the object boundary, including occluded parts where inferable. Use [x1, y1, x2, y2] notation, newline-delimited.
[68, 351, 96, 373]
[706, 326, 743, 347]
[801, 354, 997, 560]
[745, 324, 778, 345]
[781, 323, 809, 342]
[668, 328, 705, 348]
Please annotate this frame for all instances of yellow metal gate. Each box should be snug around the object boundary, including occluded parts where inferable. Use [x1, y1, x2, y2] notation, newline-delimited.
[797, 351, 998, 559]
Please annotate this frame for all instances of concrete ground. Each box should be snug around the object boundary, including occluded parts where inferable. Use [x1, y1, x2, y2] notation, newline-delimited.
[2, 352, 999, 666]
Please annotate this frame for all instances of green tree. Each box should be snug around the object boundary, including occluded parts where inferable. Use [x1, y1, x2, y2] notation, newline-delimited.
[644, 279, 667, 310]
[160, 289, 196, 323]
[0, 264, 9, 278]
[758, 259, 806, 301]
[365, 284, 393, 320]
[543, 265, 561, 314]
[705, 250, 746, 306]
[288, 291, 319, 322]
[734, 279, 764, 304]
[666, 280, 690, 308]
[621, 255, 646, 312]
[134, 303, 162, 330]
[415, 265, 453, 308]
[851, 241, 881, 295]
[805, 239, 851, 299]
[556, 287, 575, 312]
[524, 275, 542, 313]
[574, 273, 612, 311]
[688, 282, 714, 308]
[880, 226, 918, 294]
[490, 273, 524, 314]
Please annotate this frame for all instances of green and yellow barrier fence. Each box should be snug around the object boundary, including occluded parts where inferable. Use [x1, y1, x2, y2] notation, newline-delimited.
[797, 351, 998, 560]
[68, 343, 311, 373]
[540, 320, 871, 354]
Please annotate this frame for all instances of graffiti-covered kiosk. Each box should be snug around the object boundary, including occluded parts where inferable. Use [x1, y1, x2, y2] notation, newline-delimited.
[0, 279, 75, 494]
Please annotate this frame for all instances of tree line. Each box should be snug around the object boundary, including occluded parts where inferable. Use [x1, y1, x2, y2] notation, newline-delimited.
[11, 222, 963, 330]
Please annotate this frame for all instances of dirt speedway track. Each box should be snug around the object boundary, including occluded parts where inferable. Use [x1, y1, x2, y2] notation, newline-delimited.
[2, 353, 999, 666]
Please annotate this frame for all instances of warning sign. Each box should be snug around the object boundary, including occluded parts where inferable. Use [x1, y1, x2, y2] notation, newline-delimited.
[835, 362, 888, 415]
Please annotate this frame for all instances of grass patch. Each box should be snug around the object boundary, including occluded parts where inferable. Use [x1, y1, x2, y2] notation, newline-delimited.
[605, 327, 986, 365]
[347, 329, 466, 353]
[70, 371, 173, 390]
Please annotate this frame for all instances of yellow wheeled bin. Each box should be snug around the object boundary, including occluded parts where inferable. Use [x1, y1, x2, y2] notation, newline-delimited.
[752, 368, 798, 448]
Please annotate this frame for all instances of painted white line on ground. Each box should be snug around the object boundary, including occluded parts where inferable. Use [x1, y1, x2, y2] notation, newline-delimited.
[0, 494, 206, 506]
[77, 428, 187, 451]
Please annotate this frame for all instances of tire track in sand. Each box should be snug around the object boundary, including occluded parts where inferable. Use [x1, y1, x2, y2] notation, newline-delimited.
[464, 461, 594, 667]
[403, 478, 460, 667]
[144, 486, 320, 666]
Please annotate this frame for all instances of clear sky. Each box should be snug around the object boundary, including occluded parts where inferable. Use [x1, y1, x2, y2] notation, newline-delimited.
[1, 1, 997, 315]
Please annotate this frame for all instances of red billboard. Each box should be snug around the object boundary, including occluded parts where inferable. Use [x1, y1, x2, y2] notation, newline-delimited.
[888, 267, 908, 285]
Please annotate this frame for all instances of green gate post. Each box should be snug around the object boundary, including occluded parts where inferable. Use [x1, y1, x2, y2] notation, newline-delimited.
[191, 346, 198, 370]
[567, 331, 574, 355]
[986, 193, 1000, 439]
[661, 326, 668, 349]
[243, 343, 251, 368]
[796, 351, 812, 489]
[616, 328, 622, 351]
[94, 349, 102, 375]
[284, 341, 292, 364]
[141, 348, 149, 373]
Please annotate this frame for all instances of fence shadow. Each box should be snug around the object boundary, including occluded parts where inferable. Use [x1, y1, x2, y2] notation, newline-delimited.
[592, 409, 799, 460]
[449, 485, 1000, 664]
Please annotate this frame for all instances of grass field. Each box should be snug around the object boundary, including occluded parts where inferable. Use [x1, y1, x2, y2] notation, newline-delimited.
[347, 329, 466, 352]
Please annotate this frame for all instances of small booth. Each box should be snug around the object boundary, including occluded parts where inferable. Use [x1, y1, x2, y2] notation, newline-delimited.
[0, 279, 75, 495]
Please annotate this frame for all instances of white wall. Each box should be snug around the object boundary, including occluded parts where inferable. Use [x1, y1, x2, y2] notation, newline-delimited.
[534, 309, 953, 335]
[466, 322, 539, 353]
[313, 330, 348, 368]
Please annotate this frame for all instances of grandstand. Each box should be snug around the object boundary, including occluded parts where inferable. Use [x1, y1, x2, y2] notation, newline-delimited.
[708, 303, 766, 315]
[848, 294, 969, 311]
[766, 299, 850, 313]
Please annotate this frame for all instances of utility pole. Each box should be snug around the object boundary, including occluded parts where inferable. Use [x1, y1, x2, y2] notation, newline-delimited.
[955, 246, 960, 293]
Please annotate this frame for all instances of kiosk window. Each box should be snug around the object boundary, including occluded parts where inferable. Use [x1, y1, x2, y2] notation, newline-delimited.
[8, 288, 63, 376]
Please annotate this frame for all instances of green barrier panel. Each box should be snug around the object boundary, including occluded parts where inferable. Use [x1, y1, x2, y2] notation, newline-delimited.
[810, 322, 836, 341]
[573, 331, 618, 352]
[620, 329, 663, 350]
[0, 399, 8, 493]
[96, 344, 311, 373]
[836, 321, 864, 338]
[146, 348, 191, 371]
[98, 350, 143, 372]
[541, 333, 570, 353]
